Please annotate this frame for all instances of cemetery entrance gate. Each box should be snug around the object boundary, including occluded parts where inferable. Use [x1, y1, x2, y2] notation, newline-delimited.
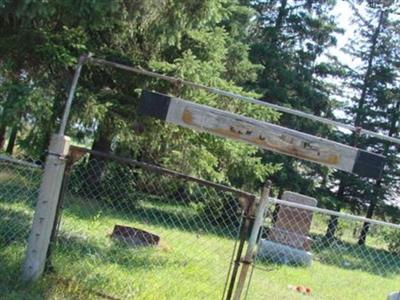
[46, 145, 258, 299]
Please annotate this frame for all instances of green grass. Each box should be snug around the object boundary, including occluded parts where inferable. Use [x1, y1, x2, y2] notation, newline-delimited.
[48, 197, 238, 300]
[247, 261, 400, 300]
[1, 167, 400, 299]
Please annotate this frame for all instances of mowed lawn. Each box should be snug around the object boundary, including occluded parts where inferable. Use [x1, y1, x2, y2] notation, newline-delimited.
[1, 167, 400, 299]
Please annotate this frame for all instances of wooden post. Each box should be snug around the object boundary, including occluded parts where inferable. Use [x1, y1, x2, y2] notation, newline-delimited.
[22, 134, 70, 281]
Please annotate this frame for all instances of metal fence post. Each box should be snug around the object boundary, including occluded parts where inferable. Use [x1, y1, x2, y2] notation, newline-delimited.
[224, 196, 256, 300]
[44, 156, 73, 273]
[233, 181, 271, 300]
[22, 134, 70, 281]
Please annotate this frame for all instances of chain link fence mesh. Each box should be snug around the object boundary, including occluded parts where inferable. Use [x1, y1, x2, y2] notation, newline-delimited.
[245, 198, 400, 300]
[50, 150, 252, 299]
[1, 150, 400, 300]
[0, 155, 43, 287]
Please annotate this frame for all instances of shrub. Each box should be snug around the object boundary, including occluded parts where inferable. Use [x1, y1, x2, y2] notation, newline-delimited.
[383, 230, 400, 254]
[192, 189, 242, 227]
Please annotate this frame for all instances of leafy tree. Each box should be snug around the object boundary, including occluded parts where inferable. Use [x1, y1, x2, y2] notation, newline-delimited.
[0, 70, 51, 156]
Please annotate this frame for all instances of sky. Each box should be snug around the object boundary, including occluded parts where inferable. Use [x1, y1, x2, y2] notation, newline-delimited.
[325, 1, 400, 206]
[330, 1, 357, 68]
[320, 1, 358, 125]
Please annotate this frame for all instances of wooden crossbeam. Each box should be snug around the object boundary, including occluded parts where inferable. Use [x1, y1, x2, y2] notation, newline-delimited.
[138, 91, 385, 179]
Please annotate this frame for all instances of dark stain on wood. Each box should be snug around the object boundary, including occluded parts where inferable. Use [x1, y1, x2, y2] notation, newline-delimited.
[210, 125, 339, 165]
[182, 109, 193, 124]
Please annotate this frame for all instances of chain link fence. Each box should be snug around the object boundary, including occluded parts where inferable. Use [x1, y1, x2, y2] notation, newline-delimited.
[49, 147, 254, 299]
[245, 197, 400, 300]
[0, 155, 43, 289]
[1, 149, 400, 300]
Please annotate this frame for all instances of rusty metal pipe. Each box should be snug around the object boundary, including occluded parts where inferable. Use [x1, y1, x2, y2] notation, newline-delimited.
[225, 196, 255, 300]
[69, 146, 254, 199]
[233, 182, 271, 300]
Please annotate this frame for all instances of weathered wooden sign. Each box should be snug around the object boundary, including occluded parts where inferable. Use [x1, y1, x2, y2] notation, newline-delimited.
[138, 91, 385, 179]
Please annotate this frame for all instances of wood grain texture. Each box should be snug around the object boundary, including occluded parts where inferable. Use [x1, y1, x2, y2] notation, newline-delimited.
[167, 98, 359, 170]
[139, 91, 385, 179]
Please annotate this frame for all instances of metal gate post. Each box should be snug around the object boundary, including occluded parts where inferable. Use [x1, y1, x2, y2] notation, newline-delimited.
[233, 182, 271, 300]
[224, 195, 256, 300]
[44, 153, 74, 273]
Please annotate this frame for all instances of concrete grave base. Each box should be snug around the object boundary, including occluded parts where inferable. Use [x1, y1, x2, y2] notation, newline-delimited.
[258, 239, 312, 267]
[388, 292, 400, 300]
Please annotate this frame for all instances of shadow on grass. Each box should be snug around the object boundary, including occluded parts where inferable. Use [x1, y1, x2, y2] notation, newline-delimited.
[310, 233, 400, 277]
[0, 204, 33, 247]
[256, 232, 400, 278]
[62, 192, 241, 241]
[0, 204, 33, 290]
[0, 262, 48, 300]
[0, 169, 45, 299]
[0, 168, 40, 208]
[55, 232, 187, 272]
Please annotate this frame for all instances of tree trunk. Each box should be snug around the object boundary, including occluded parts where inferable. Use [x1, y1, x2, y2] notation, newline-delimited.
[325, 183, 344, 240]
[271, 187, 284, 225]
[358, 199, 376, 245]
[0, 124, 6, 150]
[325, 215, 339, 241]
[358, 101, 399, 245]
[275, 0, 288, 32]
[40, 127, 54, 161]
[86, 120, 113, 188]
[354, 11, 385, 128]
[6, 125, 18, 155]
[333, 11, 385, 240]
[39, 93, 62, 161]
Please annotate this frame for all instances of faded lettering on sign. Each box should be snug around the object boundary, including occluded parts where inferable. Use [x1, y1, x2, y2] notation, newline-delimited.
[181, 107, 340, 165]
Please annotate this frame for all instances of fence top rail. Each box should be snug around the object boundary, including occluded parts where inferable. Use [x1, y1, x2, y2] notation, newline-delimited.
[87, 57, 400, 146]
[0, 154, 42, 169]
[269, 198, 400, 229]
[69, 145, 256, 200]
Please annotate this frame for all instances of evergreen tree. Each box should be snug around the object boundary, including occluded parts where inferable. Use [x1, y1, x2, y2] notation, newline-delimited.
[329, 1, 400, 243]
[0, 1, 281, 190]
[249, 0, 343, 197]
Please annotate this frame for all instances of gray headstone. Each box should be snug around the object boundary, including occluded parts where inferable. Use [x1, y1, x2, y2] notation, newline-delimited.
[282, 191, 318, 207]
[268, 191, 317, 251]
